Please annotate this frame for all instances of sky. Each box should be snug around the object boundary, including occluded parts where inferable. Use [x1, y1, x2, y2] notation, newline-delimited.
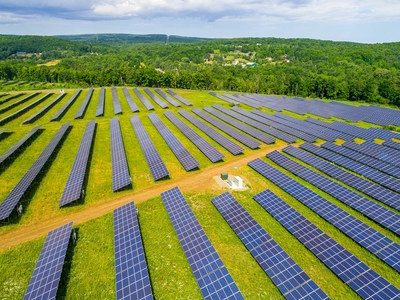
[1, 0, 400, 43]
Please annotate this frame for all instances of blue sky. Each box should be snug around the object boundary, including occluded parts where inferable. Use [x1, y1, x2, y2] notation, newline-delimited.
[1, 0, 400, 43]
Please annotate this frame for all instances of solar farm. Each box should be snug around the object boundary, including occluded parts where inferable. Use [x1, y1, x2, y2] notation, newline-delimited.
[0, 87, 400, 299]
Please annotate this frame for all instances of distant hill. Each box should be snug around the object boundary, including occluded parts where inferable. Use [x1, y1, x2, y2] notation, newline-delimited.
[54, 33, 213, 44]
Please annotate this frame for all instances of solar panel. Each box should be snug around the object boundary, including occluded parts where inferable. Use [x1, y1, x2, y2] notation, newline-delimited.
[178, 109, 244, 155]
[22, 93, 66, 124]
[212, 104, 296, 143]
[95, 88, 105, 117]
[0, 122, 70, 221]
[269, 149, 400, 235]
[192, 107, 261, 149]
[0, 125, 42, 166]
[110, 117, 131, 191]
[209, 92, 240, 105]
[74, 88, 93, 119]
[143, 88, 168, 109]
[112, 87, 123, 115]
[0, 93, 53, 126]
[50, 89, 81, 121]
[130, 115, 169, 181]
[383, 140, 400, 151]
[133, 88, 154, 111]
[0, 93, 25, 105]
[212, 192, 329, 299]
[148, 112, 199, 171]
[253, 189, 400, 299]
[248, 158, 400, 272]
[0, 127, 9, 135]
[0, 92, 40, 114]
[166, 90, 192, 105]
[164, 111, 224, 163]
[155, 89, 180, 107]
[122, 87, 139, 113]
[204, 106, 275, 144]
[59, 120, 96, 207]
[161, 187, 244, 299]
[24, 222, 73, 300]
[114, 202, 153, 300]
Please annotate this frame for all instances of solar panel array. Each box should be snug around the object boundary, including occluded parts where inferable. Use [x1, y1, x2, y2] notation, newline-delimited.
[110, 117, 131, 191]
[144, 88, 168, 109]
[133, 88, 154, 110]
[130, 115, 169, 181]
[0, 92, 40, 114]
[161, 187, 244, 300]
[212, 192, 329, 299]
[383, 140, 400, 151]
[166, 90, 192, 105]
[212, 104, 297, 143]
[22, 93, 66, 124]
[59, 120, 96, 207]
[209, 92, 240, 105]
[192, 107, 261, 149]
[305, 117, 356, 141]
[203, 106, 276, 144]
[0, 93, 24, 105]
[0, 93, 52, 126]
[361, 141, 400, 159]
[253, 189, 400, 299]
[74, 88, 93, 119]
[112, 87, 123, 115]
[227, 94, 261, 108]
[178, 109, 244, 155]
[148, 112, 199, 171]
[50, 89, 81, 121]
[95, 88, 105, 117]
[0, 122, 70, 221]
[164, 111, 224, 163]
[24, 222, 73, 300]
[122, 87, 139, 113]
[0, 125, 42, 165]
[248, 158, 400, 272]
[155, 89, 181, 107]
[268, 149, 400, 235]
[114, 202, 153, 300]
[299, 143, 400, 194]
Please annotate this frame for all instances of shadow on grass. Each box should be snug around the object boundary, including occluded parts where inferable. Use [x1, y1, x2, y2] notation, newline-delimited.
[56, 227, 79, 300]
[0, 131, 13, 142]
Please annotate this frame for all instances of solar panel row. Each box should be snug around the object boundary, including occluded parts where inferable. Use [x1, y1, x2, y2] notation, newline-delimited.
[50, 89, 81, 121]
[74, 88, 94, 119]
[130, 115, 169, 181]
[0, 92, 40, 114]
[178, 109, 244, 155]
[110, 117, 131, 192]
[253, 189, 400, 299]
[148, 113, 199, 171]
[248, 158, 400, 272]
[0, 127, 8, 135]
[209, 92, 240, 105]
[0, 93, 25, 105]
[22, 93, 66, 124]
[114, 202, 153, 300]
[0, 122, 70, 221]
[122, 87, 139, 113]
[212, 192, 329, 299]
[144, 88, 168, 109]
[268, 149, 400, 235]
[59, 120, 96, 207]
[382, 140, 400, 151]
[95, 88, 105, 117]
[133, 88, 154, 111]
[161, 187, 244, 300]
[164, 111, 224, 163]
[166, 90, 192, 106]
[361, 141, 400, 159]
[305, 117, 356, 141]
[192, 107, 261, 149]
[155, 89, 180, 107]
[112, 87, 123, 115]
[227, 94, 261, 108]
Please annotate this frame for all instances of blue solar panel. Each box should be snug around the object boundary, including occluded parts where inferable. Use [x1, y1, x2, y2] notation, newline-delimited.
[192, 107, 261, 149]
[24, 222, 73, 300]
[148, 112, 199, 171]
[23, 93, 66, 124]
[74, 88, 93, 119]
[248, 158, 400, 272]
[212, 192, 329, 299]
[209, 92, 240, 105]
[161, 187, 244, 299]
[112, 87, 123, 115]
[253, 189, 400, 299]
[0, 92, 40, 114]
[178, 109, 244, 155]
[50, 89, 81, 121]
[0, 122, 70, 221]
[133, 88, 154, 111]
[166, 90, 192, 106]
[110, 117, 131, 191]
[96, 88, 105, 117]
[144, 88, 168, 109]
[268, 149, 400, 235]
[114, 202, 153, 300]
[155, 89, 181, 107]
[164, 111, 224, 163]
[123, 87, 139, 113]
[59, 120, 96, 207]
[382, 140, 400, 151]
[0, 125, 42, 166]
[130, 115, 169, 181]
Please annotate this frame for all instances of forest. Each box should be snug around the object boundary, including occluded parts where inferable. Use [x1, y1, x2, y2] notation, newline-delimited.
[0, 34, 399, 106]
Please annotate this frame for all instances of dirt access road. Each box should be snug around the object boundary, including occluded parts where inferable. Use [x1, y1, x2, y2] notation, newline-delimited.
[0, 143, 291, 252]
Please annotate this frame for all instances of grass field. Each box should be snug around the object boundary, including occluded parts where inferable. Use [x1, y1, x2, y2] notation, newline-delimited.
[0, 87, 400, 299]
